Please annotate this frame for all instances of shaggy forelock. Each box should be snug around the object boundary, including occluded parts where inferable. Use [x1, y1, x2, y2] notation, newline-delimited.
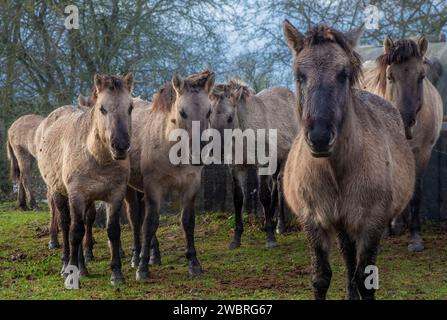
[91, 75, 127, 103]
[375, 39, 425, 94]
[152, 69, 213, 112]
[302, 25, 363, 85]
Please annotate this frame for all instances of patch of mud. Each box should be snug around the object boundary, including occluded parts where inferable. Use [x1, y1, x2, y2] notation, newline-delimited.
[34, 226, 50, 238]
[10, 250, 26, 262]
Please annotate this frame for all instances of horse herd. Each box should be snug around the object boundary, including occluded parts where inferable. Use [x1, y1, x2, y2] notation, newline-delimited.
[5, 21, 443, 300]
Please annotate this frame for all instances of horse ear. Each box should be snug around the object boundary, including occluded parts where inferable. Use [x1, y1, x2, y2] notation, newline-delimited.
[384, 36, 394, 54]
[283, 19, 304, 55]
[172, 74, 185, 95]
[344, 24, 364, 47]
[78, 95, 87, 106]
[78, 95, 94, 107]
[230, 86, 246, 105]
[94, 74, 104, 94]
[418, 36, 428, 56]
[204, 71, 215, 93]
[123, 73, 134, 92]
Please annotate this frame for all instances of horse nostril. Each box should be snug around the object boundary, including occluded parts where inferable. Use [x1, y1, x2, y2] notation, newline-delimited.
[112, 141, 130, 152]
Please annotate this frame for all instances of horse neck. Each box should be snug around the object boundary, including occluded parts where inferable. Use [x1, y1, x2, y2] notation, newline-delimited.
[235, 96, 260, 131]
[85, 110, 114, 163]
[159, 108, 180, 147]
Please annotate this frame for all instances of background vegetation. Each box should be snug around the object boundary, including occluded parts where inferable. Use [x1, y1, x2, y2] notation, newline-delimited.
[1, 0, 447, 197]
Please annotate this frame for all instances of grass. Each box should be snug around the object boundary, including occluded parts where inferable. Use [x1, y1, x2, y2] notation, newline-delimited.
[0, 201, 446, 300]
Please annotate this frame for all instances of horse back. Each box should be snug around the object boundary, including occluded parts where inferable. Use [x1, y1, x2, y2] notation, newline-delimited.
[8, 114, 44, 158]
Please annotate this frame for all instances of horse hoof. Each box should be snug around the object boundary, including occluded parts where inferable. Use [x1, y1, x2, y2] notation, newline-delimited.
[79, 269, 89, 278]
[266, 240, 278, 249]
[408, 240, 425, 252]
[60, 264, 68, 278]
[229, 241, 241, 250]
[188, 266, 203, 276]
[276, 224, 285, 235]
[48, 241, 61, 250]
[188, 261, 203, 276]
[131, 258, 140, 269]
[149, 255, 162, 266]
[84, 252, 94, 263]
[111, 272, 125, 285]
[136, 270, 150, 282]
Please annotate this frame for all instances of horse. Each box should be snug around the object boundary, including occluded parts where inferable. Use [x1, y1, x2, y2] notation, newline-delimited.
[209, 81, 299, 249]
[36, 73, 134, 285]
[7, 114, 44, 211]
[282, 21, 415, 299]
[361, 37, 443, 252]
[34, 97, 98, 253]
[125, 69, 215, 281]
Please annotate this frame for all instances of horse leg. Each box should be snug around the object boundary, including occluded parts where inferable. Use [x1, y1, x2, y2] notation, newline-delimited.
[67, 195, 87, 277]
[258, 173, 276, 248]
[354, 232, 381, 300]
[408, 175, 424, 252]
[77, 241, 88, 278]
[276, 171, 287, 234]
[269, 171, 279, 232]
[125, 187, 142, 268]
[20, 158, 39, 211]
[337, 231, 360, 300]
[389, 208, 407, 236]
[17, 181, 28, 211]
[106, 201, 125, 285]
[52, 192, 70, 276]
[229, 166, 246, 250]
[305, 222, 332, 300]
[83, 203, 96, 263]
[181, 190, 202, 275]
[136, 185, 161, 281]
[149, 235, 162, 266]
[48, 189, 60, 249]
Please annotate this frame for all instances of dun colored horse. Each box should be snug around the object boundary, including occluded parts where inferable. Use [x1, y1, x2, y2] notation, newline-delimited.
[35, 98, 98, 252]
[7, 114, 44, 210]
[209, 81, 299, 249]
[362, 37, 443, 252]
[282, 22, 415, 299]
[125, 69, 215, 281]
[36, 73, 134, 285]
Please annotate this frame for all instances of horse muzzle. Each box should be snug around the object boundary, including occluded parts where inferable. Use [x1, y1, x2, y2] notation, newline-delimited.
[110, 145, 130, 160]
[305, 130, 336, 158]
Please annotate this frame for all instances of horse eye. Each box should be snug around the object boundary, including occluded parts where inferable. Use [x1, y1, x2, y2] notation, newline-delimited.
[128, 104, 134, 115]
[418, 74, 425, 83]
[228, 116, 233, 123]
[100, 105, 107, 115]
[387, 73, 394, 82]
[206, 109, 212, 118]
[296, 72, 306, 83]
[337, 70, 348, 83]
[180, 110, 187, 119]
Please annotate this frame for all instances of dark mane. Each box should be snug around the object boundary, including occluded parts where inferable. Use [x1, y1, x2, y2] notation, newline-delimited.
[375, 39, 423, 94]
[211, 80, 255, 102]
[152, 69, 214, 112]
[303, 25, 362, 85]
[210, 84, 231, 100]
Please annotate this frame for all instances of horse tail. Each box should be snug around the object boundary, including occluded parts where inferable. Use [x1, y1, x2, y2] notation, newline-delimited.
[6, 136, 20, 182]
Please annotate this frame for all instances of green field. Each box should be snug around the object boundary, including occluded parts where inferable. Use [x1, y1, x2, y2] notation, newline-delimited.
[0, 202, 446, 300]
